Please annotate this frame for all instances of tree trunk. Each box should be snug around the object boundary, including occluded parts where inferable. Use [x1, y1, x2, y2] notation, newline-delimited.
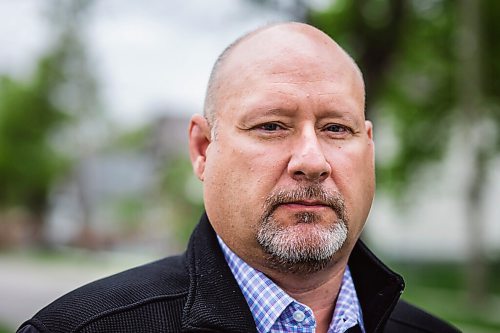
[457, 0, 488, 305]
[74, 157, 98, 248]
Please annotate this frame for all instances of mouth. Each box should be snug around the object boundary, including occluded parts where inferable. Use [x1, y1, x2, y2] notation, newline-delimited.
[280, 200, 330, 211]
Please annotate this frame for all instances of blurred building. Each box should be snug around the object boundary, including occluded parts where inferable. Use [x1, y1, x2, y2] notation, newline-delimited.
[45, 113, 190, 254]
[368, 133, 500, 261]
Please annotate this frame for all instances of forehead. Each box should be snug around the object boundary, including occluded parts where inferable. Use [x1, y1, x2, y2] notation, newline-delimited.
[211, 24, 365, 121]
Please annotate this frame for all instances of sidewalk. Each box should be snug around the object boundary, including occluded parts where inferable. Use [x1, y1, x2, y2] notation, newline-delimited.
[0, 251, 156, 330]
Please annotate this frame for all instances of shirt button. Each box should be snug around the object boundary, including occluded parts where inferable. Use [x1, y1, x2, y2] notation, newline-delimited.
[293, 310, 305, 322]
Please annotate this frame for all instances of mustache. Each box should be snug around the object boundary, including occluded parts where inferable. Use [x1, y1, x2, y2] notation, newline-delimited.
[263, 184, 346, 220]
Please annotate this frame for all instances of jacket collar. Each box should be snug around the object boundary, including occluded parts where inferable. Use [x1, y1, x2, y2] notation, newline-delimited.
[181, 213, 258, 332]
[181, 213, 404, 333]
[349, 241, 405, 332]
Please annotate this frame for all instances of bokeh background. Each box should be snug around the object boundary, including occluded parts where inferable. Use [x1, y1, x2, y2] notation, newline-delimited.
[1, 0, 499, 332]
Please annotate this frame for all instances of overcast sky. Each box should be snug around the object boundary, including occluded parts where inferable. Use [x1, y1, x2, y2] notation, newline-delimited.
[0, 0, 303, 126]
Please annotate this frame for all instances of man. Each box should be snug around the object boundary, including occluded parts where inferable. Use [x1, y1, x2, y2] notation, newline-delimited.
[18, 22, 460, 333]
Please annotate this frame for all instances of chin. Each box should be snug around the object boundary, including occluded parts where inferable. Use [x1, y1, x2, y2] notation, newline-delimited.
[256, 213, 348, 274]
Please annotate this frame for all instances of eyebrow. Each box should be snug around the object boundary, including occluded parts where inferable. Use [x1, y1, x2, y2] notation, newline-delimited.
[238, 106, 297, 125]
[250, 107, 297, 116]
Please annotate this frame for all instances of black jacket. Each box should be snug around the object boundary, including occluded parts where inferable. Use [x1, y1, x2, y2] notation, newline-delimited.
[18, 213, 461, 333]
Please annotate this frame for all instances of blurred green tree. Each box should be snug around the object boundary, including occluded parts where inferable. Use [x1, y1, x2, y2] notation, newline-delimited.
[0, 0, 99, 245]
[0, 62, 67, 242]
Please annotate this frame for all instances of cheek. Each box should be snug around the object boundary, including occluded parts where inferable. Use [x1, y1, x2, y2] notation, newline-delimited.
[203, 138, 289, 249]
[204, 138, 287, 211]
[329, 142, 373, 181]
[328, 142, 375, 220]
[227, 136, 287, 178]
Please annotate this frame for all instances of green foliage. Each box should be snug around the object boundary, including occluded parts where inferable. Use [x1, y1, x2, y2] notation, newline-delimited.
[377, 0, 456, 192]
[113, 196, 146, 230]
[393, 261, 500, 331]
[0, 322, 12, 333]
[0, 0, 97, 230]
[161, 155, 204, 244]
[310, 0, 500, 195]
[0, 72, 68, 213]
[106, 124, 151, 152]
[482, 0, 500, 150]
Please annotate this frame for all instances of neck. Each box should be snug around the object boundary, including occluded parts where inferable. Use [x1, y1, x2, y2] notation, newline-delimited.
[261, 259, 348, 333]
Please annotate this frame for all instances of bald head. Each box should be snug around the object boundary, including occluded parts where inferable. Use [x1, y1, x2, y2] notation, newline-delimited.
[203, 22, 364, 130]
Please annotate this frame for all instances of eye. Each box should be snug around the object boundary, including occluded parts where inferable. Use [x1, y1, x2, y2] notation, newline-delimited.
[325, 124, 349, 133]
[258, 123, 284, 131]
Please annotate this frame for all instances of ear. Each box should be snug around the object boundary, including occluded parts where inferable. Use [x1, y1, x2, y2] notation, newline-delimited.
[189, 114, 211, 181]
[365, 120, 373, 140]
[365, 120, 375, 161]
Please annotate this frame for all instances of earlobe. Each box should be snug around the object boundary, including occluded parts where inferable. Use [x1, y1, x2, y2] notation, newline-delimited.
[188, 114, 211, 181]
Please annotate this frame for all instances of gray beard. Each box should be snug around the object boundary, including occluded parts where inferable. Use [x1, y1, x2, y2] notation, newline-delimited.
[256, 185, 348, 274]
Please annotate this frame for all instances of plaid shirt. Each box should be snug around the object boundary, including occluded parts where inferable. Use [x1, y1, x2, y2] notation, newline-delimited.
[218, 236, 365, 333]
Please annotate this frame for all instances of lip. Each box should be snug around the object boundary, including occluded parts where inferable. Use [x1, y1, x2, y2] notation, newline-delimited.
[280, 201, 330, 210]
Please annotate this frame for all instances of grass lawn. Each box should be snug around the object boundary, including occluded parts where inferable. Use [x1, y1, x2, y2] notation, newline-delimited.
[0, 322, 12, 333]
[393, 261, 500, 333]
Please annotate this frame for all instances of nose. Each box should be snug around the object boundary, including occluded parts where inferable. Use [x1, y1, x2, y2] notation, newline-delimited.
[287, 129, 331, 182]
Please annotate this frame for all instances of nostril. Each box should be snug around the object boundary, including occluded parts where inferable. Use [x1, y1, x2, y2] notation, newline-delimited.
[292, 169, 329, 182]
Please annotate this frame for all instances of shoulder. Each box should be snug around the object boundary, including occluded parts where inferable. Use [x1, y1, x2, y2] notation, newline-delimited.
[384, 300, 461, 333]
[18, 254, 189, 333]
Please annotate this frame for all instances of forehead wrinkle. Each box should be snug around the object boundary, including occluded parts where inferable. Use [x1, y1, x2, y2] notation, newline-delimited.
[242, 97, 299, 115]
[244, 107, 299, 118]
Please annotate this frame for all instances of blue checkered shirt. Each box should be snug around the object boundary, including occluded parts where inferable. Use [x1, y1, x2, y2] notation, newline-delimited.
[218, 236, 365, 333]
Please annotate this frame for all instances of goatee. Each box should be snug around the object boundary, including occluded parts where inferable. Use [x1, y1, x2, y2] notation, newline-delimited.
[256, 184, 348, 274]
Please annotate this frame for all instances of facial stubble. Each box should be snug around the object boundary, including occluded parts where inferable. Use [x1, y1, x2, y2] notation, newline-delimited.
[256, 185, 349, 274]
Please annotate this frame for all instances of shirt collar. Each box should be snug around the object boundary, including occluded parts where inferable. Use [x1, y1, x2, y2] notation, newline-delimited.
[217, 235, 364, 333]
[331, 266, 365, 332]
[218, 235, 292, 332]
